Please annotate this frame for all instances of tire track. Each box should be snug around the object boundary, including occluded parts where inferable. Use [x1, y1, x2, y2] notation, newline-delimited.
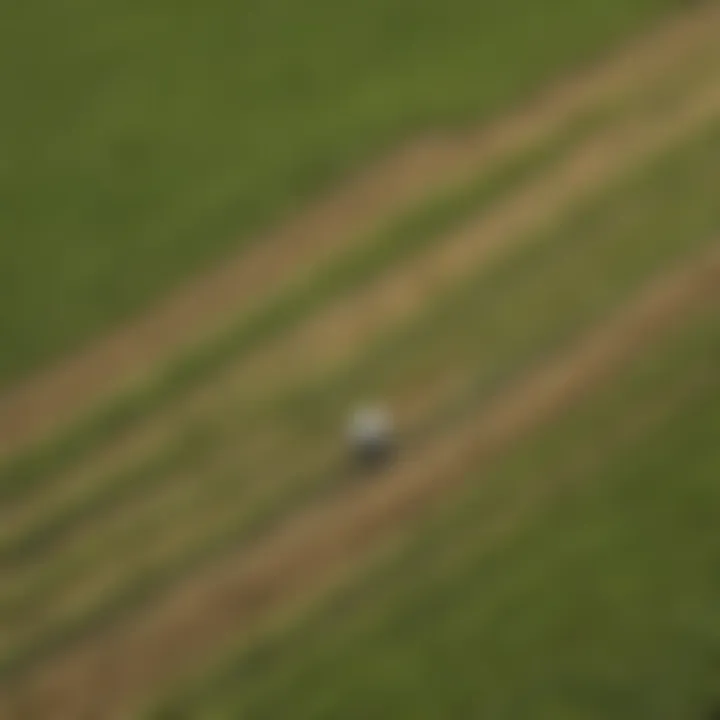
[2, 1, 720, 457]
[6, 33, 720, 544]
[3, 6, 720, 717]
[6, 239, 719, 720]
[3, 7, 720, 675]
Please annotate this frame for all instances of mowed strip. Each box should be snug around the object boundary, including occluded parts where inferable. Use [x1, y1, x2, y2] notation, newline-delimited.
[2, 1, 720, 457]
[1, 9, 720, 716]
[6, 236, 720, 720]
[2, 56, 719, 650]
[5, 33, 720, 554]
[9, 163, 717, 673]
[4, 47, 720, 696]
[187, 311, 720, 720]
[162, 294, 720, 720]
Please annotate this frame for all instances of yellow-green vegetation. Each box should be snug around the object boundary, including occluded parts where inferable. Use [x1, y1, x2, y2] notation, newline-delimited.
[155, 303, 720, 719]
[4, 111, 720, 699]
[0, 0, 685, 384]
[2, 2, 720, 717]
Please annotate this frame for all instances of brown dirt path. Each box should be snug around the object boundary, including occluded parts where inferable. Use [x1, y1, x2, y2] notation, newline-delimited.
[5, 238, 719, 720]
[1, 2, 720, 457]
[5, 42, 720, 547]
[2, 6, 720, 691]
[2, 6, 720, 717]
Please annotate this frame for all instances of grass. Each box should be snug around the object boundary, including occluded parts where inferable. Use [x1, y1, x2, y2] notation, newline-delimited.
[0, 100, 618, 507]
[147, 282, 720, 720]
[8, 110, 720, 557]
[3, 116, 720, 682]
[0, 0, 688, 386]
[3, 38, 717, 511]
[1, 2, 719, 715]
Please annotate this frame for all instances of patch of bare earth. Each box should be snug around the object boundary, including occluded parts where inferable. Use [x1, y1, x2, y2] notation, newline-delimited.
[5, 238, 719, 720]
[1, 2, 720, 456]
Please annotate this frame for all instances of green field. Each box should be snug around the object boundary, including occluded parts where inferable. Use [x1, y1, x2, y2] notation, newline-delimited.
[134, 118, 720, 719]
[0, 0, 684, 385]
[2, 1, 720, 718]
[156, 304, 720, 719]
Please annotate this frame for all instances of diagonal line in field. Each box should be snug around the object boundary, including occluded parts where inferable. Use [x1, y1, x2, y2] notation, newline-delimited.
[4, 43, 720, 555]
[5, 238, 719, 720]
[2, 2, 720, 456]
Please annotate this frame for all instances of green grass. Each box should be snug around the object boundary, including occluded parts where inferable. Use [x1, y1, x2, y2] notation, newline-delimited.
[0, 0, 687, 386]
[147, 284, 720, 720]
[3, 117, 720, 683]
[0, 102, 616, 507]
[1, 43, 714, 512]
[8, 112, 720, 556]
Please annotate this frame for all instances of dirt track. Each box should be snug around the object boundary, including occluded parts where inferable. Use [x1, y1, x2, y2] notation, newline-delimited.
[2, 2, 720, 456]
[6, 241, 719, 720]
[6, 11, 720, 543]
[2, 5, 720, 718]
